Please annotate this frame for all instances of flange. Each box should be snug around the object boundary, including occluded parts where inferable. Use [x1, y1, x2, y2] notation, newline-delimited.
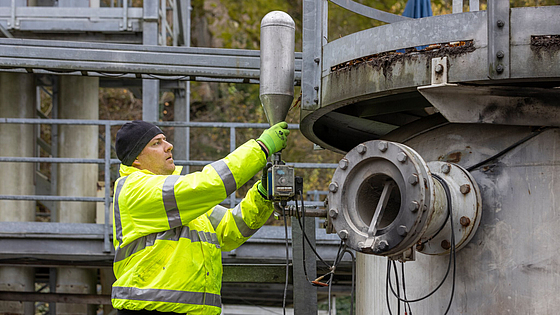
[328, 140, 436, 256]
[328, 140, 482, 258]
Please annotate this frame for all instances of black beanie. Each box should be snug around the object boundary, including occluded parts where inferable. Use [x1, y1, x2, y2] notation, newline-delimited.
[116, 120, 163, 166]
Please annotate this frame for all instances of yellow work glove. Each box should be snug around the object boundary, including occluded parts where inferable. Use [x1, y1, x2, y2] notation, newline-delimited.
[257, 122, 290, 156]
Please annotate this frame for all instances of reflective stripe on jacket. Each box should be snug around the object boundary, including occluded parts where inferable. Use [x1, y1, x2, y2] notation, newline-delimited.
[111, 140, 274, 314]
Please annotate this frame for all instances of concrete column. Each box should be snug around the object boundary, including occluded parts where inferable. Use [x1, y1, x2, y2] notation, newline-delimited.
[0, 73, 36, 315]
[56, 76, 99, 315]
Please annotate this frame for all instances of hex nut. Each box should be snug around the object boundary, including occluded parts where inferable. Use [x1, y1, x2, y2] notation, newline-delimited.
[329, 182, 339, 193]
[408, 174, 419, 185]
[377, 240, 389, 251]
[460, 184, 471, 194]
[378, 141, 388, 152]
[435, 64, 444, 74]
[329, 208, 339, 219]
[397, 152, 408, 163]
[339, 230, 349, 240]
[497, 20, 505, 28]
[397, 225, 408, 237]
[496, 50, 505, 59]
[409, 201, 419, 212]
[339, 158, 349, 170]
[441, 163, 451, 174]
[460, 216, 471, 226]
[496, 64, 504, 74]
[357, 144, 367, 154]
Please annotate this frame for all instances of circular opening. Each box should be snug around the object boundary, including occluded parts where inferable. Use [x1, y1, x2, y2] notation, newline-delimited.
[357, 174, 402, 232]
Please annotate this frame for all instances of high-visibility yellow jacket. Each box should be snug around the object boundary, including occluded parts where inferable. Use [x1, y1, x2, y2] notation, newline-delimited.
[111, 140, 273, 314]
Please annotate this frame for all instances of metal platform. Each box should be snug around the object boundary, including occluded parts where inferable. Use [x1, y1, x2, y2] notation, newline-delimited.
[299, 5, 560, 153]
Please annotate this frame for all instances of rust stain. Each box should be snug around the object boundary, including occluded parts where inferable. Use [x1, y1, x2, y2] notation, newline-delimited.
[439, 151, 462, 163]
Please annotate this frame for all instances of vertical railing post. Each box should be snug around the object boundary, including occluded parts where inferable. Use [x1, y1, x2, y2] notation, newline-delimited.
[103, 123, 112, 253]
[302, 0, 327, 111]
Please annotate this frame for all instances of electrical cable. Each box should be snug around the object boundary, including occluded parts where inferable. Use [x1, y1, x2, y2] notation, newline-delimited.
[294, 192, 331, 269]
[282, 204, 289, 315]
[393, 260, 401, 315]
[401, 262, 413, 315]
[466, 126, 550, 172]
[386, 174, 457, 309]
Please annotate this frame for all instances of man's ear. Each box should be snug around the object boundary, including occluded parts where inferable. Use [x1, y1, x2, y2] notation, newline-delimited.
[132, 158, 141, 168]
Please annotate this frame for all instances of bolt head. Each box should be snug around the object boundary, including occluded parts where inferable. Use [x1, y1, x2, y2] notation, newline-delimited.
[329, 182, 339, 193]
[408, 174, 419, 185]
[460, 184, 471, 194]
[441, 239, 451, 250]
[497, 20, 505, 28]
[460, 216, 471, 226]
[496, 50, 505, 59]
[435, 64, 444, 73]
[357, 144, 367, 154]
[378, 141, 388, 152]
[339, 158, 349, 170]
[338, 230, 349, 240]
[377, 240, 389, 251]
[496, 64, 504, 74]
[329, 208, 339, 219]
[397, 225, 408, 237]
[409, 201, 419, 212]
[441, 163, 451, 174]
[397, 152, 408, 163]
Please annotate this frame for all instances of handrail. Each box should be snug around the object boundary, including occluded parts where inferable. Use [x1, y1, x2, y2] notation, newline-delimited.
[0, 118, 336, 253]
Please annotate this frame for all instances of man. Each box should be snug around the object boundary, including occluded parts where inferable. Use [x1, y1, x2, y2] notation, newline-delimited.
[111, 120, 289, 314]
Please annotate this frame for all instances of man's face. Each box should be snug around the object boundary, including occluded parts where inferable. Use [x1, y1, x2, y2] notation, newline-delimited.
[132, 134, 175, 175]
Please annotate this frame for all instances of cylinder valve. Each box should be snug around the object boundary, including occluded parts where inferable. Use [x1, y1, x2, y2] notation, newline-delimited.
[328, 140, 482, 259]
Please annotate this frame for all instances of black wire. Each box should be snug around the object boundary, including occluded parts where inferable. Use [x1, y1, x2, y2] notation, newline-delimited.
[393, 260, 401, 315]
[282, 205, 289, 315]
[401, 262, 412, 315]
[294, 193, 331, 269]
[386, 261, 393, 315]
[466, 126, 549, 172]
[386, 175, 457, 306]
[432, 174, 456, 315]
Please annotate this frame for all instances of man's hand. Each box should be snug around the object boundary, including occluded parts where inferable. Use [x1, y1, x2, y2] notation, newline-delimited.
[257, 122, 290, 156]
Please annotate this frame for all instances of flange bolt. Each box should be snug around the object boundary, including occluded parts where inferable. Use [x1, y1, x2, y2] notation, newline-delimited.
[357, 144, 367, 154]
[339, 230, 349, 240]
[408, 174, 419, 185]
[409, 201, 419, 213]
[460, 184, 471, 194]
[397, 225, 408, 237]
[329, 182, 339, 193]
[441, 163, 451, 174]
[329, 209, 339, 219]
[339, 158, 349, 170]
[397, 152, 408, 163]
[460, 216, 471, 226]
[377, 240, 389, 251]
[378, 141, 388, 152]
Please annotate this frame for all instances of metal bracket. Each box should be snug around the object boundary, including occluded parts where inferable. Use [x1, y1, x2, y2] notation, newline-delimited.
[487, 0, 510, 78]
[431, 57, 448, 85]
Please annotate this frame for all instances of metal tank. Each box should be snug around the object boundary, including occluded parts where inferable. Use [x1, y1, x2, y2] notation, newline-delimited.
[300, 1, 560, 314]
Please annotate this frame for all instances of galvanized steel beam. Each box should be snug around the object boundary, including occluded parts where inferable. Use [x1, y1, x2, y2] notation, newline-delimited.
[0, 38, 302, 84]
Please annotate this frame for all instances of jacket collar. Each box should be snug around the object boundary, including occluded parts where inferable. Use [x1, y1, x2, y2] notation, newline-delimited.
[119, 164, 184, 177]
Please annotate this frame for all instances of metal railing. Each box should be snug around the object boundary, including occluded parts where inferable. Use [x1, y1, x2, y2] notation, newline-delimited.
[0, 118, 337, 253]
